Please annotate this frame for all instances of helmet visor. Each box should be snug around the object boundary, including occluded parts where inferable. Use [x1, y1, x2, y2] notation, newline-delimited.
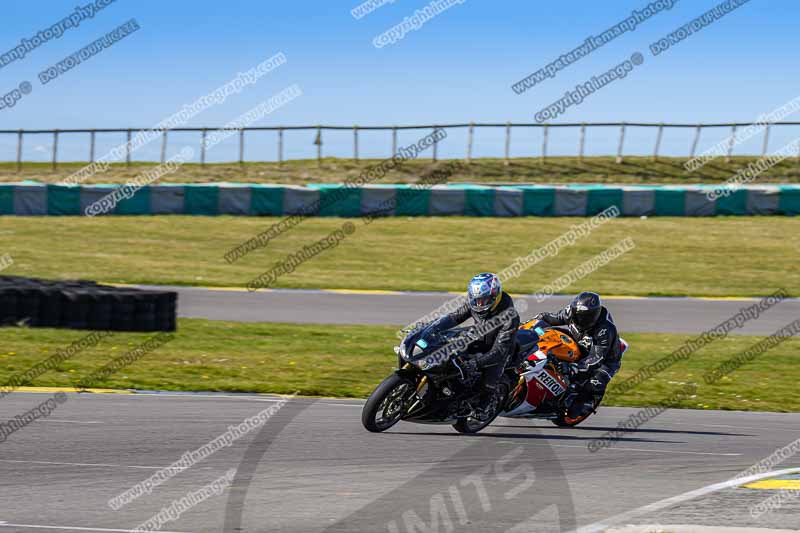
[470, 295, 495, 312]
[573, 308, 601, 330]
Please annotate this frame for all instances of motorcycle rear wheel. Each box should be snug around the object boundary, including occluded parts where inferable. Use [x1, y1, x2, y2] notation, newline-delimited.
[362, 373, 414, 433]
[452, 383, 509, 434]
[552, 411, 591, 427]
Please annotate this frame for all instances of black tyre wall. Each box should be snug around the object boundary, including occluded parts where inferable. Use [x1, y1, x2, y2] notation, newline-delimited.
[0, 276, 176, 332]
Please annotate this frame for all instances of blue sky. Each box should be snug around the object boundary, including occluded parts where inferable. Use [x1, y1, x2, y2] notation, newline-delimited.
[1, 0, 797, 162]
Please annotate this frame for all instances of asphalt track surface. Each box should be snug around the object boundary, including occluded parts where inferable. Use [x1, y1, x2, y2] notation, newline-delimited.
[161, 285, 800, 336]
[0, 392, 798, 533]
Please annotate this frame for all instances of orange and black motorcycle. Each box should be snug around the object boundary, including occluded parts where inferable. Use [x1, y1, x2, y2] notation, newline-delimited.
[500, 319, 629, 427]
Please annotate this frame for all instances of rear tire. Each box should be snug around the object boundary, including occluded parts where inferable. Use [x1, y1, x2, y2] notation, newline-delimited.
[452, 383, 509, 434]
[552, 411, 591, 427]
[362, 373, 414, 433]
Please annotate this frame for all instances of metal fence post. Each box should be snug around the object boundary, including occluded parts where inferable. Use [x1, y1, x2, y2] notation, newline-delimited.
[89, 131, 96, 163]
[52, 129, 59, 171]
[726, 125, 737, 163]
[16, 129, 23, 173]
[126, 129, 132, 167]
[278, 127, 284, 165]
[504, 122, 511, 166]
[391, 126, 397, 156]
[316, 126, 322, 166]
[653, 123, 664, 161]
[160, 130, 168, 164]
[761, 124, 771, 158]
[579, 123, 586, 162]
[541, 124, 549, 163]
[689, 124, 701, 159]
[239, 129, 245, 166]
[353, 125, 359, 163]
[200, 128, 207, 167]
[466, 122, 474, 164]
[616, 123, 626, 164]
[432, 126, 439, 162]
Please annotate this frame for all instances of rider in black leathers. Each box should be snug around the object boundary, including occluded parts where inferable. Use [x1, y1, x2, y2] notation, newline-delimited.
[533, 291, 621, 417]
[422, 273, 520, 414]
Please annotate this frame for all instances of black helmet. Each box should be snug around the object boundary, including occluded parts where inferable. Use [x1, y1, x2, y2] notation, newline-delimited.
[569, 292, 602, 331]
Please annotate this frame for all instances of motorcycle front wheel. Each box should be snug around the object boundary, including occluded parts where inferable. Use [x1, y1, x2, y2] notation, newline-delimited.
[362, 373, 415, 433]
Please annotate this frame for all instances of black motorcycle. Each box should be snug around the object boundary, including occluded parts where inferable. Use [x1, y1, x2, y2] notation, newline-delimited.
[361, 325, 516, 434]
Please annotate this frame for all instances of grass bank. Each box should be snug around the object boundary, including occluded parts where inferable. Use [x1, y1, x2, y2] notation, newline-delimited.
[2, 156, 799, 185]
[0, 216, 797, 297]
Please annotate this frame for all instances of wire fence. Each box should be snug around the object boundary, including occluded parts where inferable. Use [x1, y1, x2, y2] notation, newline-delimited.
[3, 121, 800, 171]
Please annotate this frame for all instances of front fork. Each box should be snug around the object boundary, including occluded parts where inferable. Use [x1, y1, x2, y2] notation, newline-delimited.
[395, 365, 428, 416]
[405, 375, 429, 415]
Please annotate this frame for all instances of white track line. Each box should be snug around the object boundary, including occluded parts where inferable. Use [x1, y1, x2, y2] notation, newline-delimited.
[0, 459, 163, 470]
[496, 441, 740, 456]
[9, 391, 290, 402]
[93, 392, 287, 402]
[38, 420, 102, 424]
[581, 445, 740, 457]
[0, 523, 192, 533]
[49, 391, 364, 404]
[79, 392, 365, 407]
[571, 467, 800, 533]
[692, 422, 800, 432]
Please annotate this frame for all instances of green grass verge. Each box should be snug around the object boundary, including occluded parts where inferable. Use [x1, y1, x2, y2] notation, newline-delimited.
[1, 216, 797, 297]
[0, 319, 797, 412]
[2, 156, 799, 185]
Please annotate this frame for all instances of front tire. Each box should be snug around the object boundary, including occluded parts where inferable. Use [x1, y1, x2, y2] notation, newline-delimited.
[362, 373, 415, 433]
